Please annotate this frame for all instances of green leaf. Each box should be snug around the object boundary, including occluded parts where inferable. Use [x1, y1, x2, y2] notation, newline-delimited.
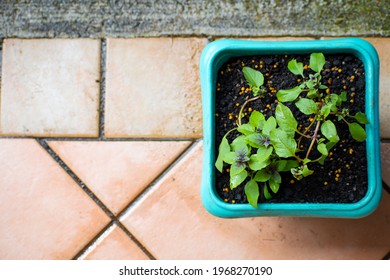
[233, 141, 249, 155]
[215, 136, 230, 172]
[272, 171, 282, 184]
[246, 133, 264, 148]
[302, 165, 314, 177]
[245, 179, 259, 208]
[307, 89, 319, 99]
[339, 91, 347, 103]
[248, 156, 269, 171]
[321, 120, 339, 143]
[254, 169, 272, 182]
[276, 86, 302, 102]
[249, 110, 266, 130]
[295, 98, 318, 115]
[231, 136, 247, 150]
[348, 122, 366, 142]
[275, 103, 297, 136]
[223, 152, 237, 164]
[353, 112, 369, 124]
[310, 53, 325, 73]
[230, 162, 246, 176]
[270, 128, 297, 157]
[269, 178, 280, 193]
[242, 67, 264, 88]
[306, 80, 316, 89]
[276, 160, 299, 172]
[319, 84, 328, 89]
[318, 141, 337, 165]
[230, 170, 248, 189]
[256, 146, 273, 161]
[320, 104, 331, 118]
[317, 143, 328, 156]
[287, 59, 304, 77]
[237, 124, 255, 135]
[262, 116, 277, 136]
[263, 183, 272, 199]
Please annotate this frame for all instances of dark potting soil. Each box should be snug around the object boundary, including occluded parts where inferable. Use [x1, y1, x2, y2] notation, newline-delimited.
[215, 53, 368, 204]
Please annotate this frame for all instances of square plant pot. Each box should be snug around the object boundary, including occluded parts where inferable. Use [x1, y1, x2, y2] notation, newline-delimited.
[200, 38, 381, 218]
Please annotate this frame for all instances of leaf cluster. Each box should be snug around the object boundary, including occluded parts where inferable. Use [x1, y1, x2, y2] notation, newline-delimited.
[215, 53, 368, 208]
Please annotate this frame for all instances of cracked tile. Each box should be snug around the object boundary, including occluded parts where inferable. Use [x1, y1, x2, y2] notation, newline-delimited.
[80, 225, 149, 260]
[48, 141, 191, 215]
[105, 38, 206, 138]
[121, 141, 390, 260]
[0, 39, 100, 137]
[0, 139, 110, 259]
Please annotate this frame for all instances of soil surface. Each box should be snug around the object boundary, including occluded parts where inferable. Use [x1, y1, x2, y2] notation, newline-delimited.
[215, 53, 368, 204]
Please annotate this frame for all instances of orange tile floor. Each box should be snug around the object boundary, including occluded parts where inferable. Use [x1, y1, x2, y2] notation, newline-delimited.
[0, 37, 389, 260]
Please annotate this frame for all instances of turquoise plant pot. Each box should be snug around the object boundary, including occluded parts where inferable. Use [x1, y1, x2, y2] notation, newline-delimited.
[200, 38, 381, 218]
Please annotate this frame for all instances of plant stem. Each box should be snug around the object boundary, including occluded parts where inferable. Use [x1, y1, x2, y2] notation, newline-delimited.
[238, 96, 261, 126]
[305, 120, 321, 159]
[297, 113, 318, 148]
[340, 116, 350, 125]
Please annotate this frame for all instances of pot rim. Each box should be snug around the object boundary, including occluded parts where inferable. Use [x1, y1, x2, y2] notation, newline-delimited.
[200, 38, 382, 218]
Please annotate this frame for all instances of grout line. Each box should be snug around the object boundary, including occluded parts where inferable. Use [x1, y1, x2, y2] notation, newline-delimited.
[381, 139, 390, 143]
[37, 138, 157, 259]
[99, 38, 107, 139]
[36, 138, 115, 219]
[117, 140, 201, 219]
[382, 251, 390, 260]
[73, 221, 115, 260]
[115, 221, 156, 260]
[383, 180, 390, 195]
[1, 135, 199, 141]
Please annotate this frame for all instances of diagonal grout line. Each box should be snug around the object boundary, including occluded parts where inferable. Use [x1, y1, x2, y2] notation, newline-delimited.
[117, 139, 201, 219]
[36, 138, 115, 219]
[116, 221, 156, 260]
[72, 220, 115, 260]
[99, 38, 107, 139]
[383, 180, 390, 195]
[381, 138, 390, 143]
[37, 138, 157, 259]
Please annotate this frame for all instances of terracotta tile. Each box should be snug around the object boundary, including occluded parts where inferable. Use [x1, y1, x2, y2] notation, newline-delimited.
[105, 38, 207, 138]
[48, 141, 191, 215]
[121, 141, 390, 260]
[381, 143, 390, 186]
[364, 38, 390, 138]
[80, 225, 149, 260]
[0, 39, 100, 137]
[0, 139, 110, 259]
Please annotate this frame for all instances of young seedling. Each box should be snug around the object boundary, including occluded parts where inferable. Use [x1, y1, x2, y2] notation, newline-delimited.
[215, 66, 298, 208]
[215, 53, 368, 208]
[276, 53, 368, 178]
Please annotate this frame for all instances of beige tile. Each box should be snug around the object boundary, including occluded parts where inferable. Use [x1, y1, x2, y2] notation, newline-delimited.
[105, 38, 207, 138]
[0, 39, 100, 137]
[0, 139, 110, 259]
[48, 141, 191, 215]
[121, 141, 390, 260]
[381, 143, 390, 186]
[80, 225, 149, 260]
[364, 38, 390, 138]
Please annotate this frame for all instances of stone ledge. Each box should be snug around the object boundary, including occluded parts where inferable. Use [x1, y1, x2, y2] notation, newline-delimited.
[1, 1, 389, 38]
